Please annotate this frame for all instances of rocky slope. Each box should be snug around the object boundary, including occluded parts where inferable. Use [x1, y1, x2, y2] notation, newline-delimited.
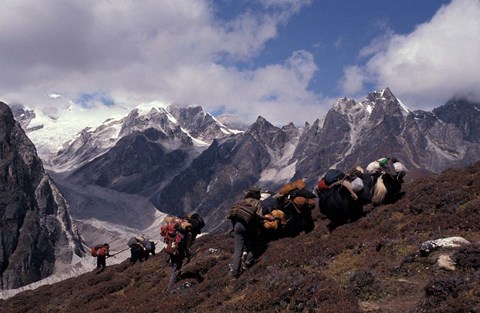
[1, 161, 479, 312]
[0, 102, 84, 290]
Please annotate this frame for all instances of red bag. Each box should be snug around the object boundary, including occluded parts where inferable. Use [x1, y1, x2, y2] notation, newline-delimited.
[160, 223, 184, 255]
[97, 247, 108, 257]
[317, 179, 329, 190]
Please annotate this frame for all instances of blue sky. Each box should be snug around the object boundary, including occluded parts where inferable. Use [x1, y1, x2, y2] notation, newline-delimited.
[1, 0, 479, 126]
[255, 0, 452, 94]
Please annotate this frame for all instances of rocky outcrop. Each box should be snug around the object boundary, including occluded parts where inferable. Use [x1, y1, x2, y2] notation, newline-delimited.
[0, 102, 84, 289]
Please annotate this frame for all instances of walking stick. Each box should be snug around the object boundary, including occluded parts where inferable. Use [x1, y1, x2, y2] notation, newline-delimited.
[108, 247, 130, 258]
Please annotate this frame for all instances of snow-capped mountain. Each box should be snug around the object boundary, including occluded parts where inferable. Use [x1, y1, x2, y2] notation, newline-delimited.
[10, 100, 128, 167]
[145, 88, 480, 229]
[49, 103, 238, 173]
[10, 88, 480, 234]
[0, 102, 84, 290]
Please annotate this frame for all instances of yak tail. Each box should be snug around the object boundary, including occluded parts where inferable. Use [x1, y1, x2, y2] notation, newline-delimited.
[372, 175, 387, 205]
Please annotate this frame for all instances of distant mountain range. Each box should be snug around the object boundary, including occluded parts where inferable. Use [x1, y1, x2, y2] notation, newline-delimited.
[11, 88, 480, 231]
[4, 88, 480, 290]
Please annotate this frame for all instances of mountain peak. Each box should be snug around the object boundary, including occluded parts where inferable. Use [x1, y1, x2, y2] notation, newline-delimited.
[364, 88, 409, 117]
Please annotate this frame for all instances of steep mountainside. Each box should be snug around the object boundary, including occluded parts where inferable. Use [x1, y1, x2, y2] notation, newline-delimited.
[0, 102, 84, 290]
[1, 161, 479, 312]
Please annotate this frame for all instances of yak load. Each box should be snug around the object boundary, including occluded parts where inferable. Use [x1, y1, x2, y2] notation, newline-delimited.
[316, 157, 407, 231]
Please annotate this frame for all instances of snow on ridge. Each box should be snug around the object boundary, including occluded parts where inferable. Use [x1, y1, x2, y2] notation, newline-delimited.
[258, 135, 299, 184]
[363, 103, 373, 114]
[397, 97, 410, 116]
[135, 101, 170, 115]
[180, 127, 209, 147]
[330, 99, 371, 169]
[164, 108, 179, 124]
[24, 102, 128, 161]
[208, 113, 244, 135]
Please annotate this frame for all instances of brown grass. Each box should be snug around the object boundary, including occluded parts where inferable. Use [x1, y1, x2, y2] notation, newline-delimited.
[2, 162, 480, 312]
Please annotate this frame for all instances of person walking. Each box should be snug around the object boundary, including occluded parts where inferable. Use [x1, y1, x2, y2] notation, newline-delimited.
[161, 216, 193, 291]
[228, 187, 274, 278]
[95, 243, 110, 274]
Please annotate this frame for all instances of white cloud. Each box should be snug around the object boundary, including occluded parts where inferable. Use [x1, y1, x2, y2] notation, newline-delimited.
[340, 66, 366, 96]
[340, 0, 480, 108]
[0, 0, 320, 126]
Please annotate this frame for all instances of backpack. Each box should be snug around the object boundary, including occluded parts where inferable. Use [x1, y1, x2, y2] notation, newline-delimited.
[228, 198, 261, 225]
[187, 213, 205, 234]
[263, 209, 287, 230]
[317, 179, 329, 191]
[323, 169, 345, 186]
[289, 188, 317, 200]
[90, 244, 105, 257]
[127, 237, 138, 248]
[278, 179, 306, 196]
[160, 222, 185, 255]
[97, 246, 109, 257]
[143, 240, 151, 251]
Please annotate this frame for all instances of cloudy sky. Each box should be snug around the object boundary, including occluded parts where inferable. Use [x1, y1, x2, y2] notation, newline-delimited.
[1, 0, 479, 126]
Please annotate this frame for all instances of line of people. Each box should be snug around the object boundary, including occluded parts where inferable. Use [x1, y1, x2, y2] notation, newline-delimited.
[89, 212, 205, 289]
[90, 157, 406, 286]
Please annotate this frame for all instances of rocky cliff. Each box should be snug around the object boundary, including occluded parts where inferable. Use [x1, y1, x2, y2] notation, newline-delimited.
[0, 102, 84, 289]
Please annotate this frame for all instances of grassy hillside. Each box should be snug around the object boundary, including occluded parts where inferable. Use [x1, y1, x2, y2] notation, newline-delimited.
[2, 162, 480, 313]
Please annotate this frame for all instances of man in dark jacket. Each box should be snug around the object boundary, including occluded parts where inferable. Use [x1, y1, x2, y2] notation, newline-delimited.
[229, 187, 274, 278]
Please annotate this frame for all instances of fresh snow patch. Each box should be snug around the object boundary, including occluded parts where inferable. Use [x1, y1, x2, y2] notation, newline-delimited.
[135, 101, 169, 115]
[210, 114, 243, 135]
[364, 103, 373, 114]
[259, 161, 297, 184]
[397, 97, 410, 116]
[258, 135, 299, 184]
[180, 127, 209, 147]
[24, 103, 127, 160]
